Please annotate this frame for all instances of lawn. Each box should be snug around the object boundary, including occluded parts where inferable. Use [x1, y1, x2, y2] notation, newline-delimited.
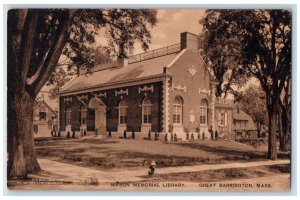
[35, 136, 280, 171]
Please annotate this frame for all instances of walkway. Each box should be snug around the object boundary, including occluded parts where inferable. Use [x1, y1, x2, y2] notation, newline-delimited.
[31, 158, 290, 184]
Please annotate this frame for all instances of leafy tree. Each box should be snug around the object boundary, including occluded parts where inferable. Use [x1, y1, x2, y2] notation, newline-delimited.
[7, 9, 157, 179]
[199, 12, 251, 97]
[200, 9, 291, 159]
[236, 85, 268, 138]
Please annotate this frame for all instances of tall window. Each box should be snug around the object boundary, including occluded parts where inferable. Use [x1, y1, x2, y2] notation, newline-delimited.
[218, 111, 228, 127]
[173, 96, 183, 124]
[65, 106, 71, 126]
[142, 97, 152, 124]
[80, 105, 87, 125]
[200, 99, 208, 125]
[221, 113, 225, 126]
[119, 100, 127, 124]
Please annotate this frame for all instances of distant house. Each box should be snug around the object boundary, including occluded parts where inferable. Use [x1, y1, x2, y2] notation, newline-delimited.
[33, 93, 58, 137]
[232, 107, 257, 140]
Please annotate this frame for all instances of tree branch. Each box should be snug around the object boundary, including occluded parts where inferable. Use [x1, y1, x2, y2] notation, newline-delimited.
[20, 10, 39, 83]
[32, 9, 76, 94]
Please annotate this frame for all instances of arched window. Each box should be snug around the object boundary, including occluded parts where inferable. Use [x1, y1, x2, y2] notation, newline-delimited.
[173, 96, 183, 124]
[119, 100, 127, 124]
[65, 106, 71, 126]
[200, 99, 208, 125]
[142, 97, 152, 124]
[80, 105, 87, 125]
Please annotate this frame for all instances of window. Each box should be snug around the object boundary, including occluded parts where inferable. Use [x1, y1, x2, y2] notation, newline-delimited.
[199, 99, 208, 125]
[39, 112, 46, 120]
[80, 105, 87, 125]
[142, 98, 152, 124]
[119, 100, 127, 124]
[65, 106, 71, 126]
[218, 111, 228, 127]
[173, 96, 183, 124]
[33, 125, 38, 133]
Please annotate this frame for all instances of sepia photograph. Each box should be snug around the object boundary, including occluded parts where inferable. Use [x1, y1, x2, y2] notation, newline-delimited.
[6, 7, 292, 192]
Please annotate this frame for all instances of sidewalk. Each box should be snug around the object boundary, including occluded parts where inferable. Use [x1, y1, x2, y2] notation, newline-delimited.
[32, 158, 290, 184]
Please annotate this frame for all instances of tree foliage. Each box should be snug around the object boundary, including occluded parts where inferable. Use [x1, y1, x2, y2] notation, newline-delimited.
[7, 8, 157, 178]
[200, 9, 291, 159]
[236, 85, 268, 137]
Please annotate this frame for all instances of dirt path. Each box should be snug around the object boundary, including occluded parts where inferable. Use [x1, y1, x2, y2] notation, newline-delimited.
[34, 158, 289, 184]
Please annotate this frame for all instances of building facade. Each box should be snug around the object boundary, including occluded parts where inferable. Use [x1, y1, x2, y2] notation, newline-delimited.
[33, 94, 58, 137]
[59, 32, 240, 140]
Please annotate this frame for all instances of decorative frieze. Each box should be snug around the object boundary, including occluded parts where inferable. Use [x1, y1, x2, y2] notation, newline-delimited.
[173, 84, 186, 92]
[95, 92, 107, 98]
[138, 85, 154, 93]
[115, 89, 128, 96]
[187, 65, 197, 77]
[77, 94, 88, 101]
[199, 89, 211, 95]
[64, 97, 72, 103]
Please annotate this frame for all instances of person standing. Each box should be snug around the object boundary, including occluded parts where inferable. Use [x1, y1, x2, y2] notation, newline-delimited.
[215, 130, 219, 140]
[209, 127, 214, 140]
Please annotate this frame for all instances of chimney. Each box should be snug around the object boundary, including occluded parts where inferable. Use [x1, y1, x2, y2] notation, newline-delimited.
[180, 32, 199, 51]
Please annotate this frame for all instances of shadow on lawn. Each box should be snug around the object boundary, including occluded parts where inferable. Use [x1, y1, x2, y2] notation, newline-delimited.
[175, 142, 290, 160]
[175, 142, 267, 160]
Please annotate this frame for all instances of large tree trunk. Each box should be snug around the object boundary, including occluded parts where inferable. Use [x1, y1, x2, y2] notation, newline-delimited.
[267, 108, 277, 160]
[7, 89, 41, 179]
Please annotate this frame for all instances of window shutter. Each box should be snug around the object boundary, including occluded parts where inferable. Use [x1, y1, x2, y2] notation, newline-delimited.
[218, 112, 221, 126]
[225, 112, 228, 126]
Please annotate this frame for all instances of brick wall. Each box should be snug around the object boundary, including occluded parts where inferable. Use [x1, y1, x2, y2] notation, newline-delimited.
[59, 81, 163, 133]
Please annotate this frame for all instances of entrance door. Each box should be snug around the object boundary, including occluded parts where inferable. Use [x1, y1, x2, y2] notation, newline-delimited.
[96, 106, 106, 135]
[89, 97, 107, 137]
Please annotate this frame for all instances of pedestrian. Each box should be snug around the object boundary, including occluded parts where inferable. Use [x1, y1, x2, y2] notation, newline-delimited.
[174, 133, 177, 142]
[66, 131, 70, 139]
[72, 130, 76, 138]
[191, 132, 194, 140]
[186, 132, 189, 140]
[148, 129, 151, 140]
[132, 130, 135, 139]
[202, 131, 205, 140]
[215, 130, 218, 140]
[210, 130, 214, 140]
[124, 130, 127, 139]
[164, 133, 168, 143]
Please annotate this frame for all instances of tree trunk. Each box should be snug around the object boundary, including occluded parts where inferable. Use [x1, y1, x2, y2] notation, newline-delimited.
[279, 107, 289, 152]
[267, 108, 277, 160]
[257, 122, 261, 138]
[7, 89, 41, 179]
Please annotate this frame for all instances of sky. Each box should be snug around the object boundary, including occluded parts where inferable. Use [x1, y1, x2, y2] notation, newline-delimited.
[95, 9, 206, 54]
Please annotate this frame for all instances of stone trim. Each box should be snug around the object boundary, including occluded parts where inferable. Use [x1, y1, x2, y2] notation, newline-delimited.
[162, 77, 170, 133]
[60, 74, 170, 96]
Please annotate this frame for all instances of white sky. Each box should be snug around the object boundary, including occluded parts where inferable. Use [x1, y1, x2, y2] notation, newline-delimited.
[95, 9, 206, 54]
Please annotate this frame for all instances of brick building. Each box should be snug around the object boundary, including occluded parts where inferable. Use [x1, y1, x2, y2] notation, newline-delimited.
[59, 32, 238, 140]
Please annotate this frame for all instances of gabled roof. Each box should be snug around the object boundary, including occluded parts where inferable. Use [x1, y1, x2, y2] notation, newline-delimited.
[34, 100, 57, 117]
[60, 51, 180, 94]
[233, 109, 256, 131]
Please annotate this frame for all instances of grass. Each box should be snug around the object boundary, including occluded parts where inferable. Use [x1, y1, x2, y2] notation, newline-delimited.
[34, 136, 282, 171]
